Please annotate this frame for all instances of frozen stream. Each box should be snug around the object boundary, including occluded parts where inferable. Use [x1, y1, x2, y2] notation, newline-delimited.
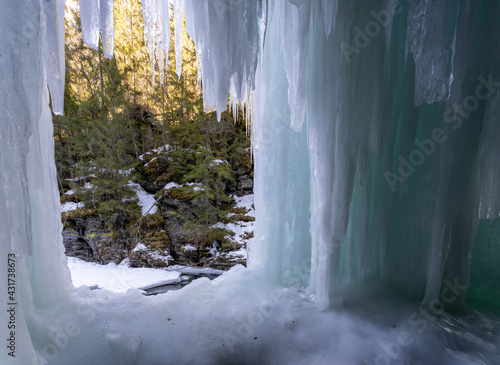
[67, 257, 224, 295]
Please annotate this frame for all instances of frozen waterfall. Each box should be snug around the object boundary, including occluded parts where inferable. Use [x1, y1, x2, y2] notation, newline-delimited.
[1, 0, 499, 364]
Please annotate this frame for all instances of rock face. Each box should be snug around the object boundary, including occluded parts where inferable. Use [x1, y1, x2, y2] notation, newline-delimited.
[62, 212, 133, 264]
[62, 231, 93, 259]
[228, 165, 254, 195]
[238, 176, 253, 191]
[62, 190, 253, 268]
[156, 186, 234, 266]
[61, 149, 254, 269]
[128, 248, 174, 268]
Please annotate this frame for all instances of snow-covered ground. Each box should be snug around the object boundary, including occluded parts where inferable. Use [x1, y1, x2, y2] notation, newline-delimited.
[67, 257, 180, 292]
[55, 264, 500, 365]
[67, 256, 227, 295]
[66, 194, 255, 293]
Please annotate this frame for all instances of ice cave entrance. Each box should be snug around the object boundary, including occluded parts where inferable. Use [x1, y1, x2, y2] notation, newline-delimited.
[1, 1, 499, 364]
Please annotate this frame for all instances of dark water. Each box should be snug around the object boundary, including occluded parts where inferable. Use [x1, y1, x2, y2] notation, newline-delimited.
[141, 283, 186, 295]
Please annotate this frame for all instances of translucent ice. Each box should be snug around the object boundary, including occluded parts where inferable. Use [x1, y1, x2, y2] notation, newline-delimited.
[79, 0, 114, 58]
[174, 0, 183, 78]
[1, 1, 500, 364]
[406, 0, 458, 105]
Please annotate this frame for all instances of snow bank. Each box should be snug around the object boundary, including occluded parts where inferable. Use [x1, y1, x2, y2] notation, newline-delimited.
[40, 268, 500, 365]
[67, 257, 180, 293]
[60, 202, 85, 213]
[234, 194, 255, 218]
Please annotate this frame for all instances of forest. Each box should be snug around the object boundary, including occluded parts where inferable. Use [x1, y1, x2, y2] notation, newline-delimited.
[54, 0, 254, 269]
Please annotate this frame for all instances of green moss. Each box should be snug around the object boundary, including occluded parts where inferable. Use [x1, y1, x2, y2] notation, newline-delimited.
[230, 207, 248, 215]
[177, 224, 234, 249]
[162, 185, 204, 201]
[156, 173, 170, 185]
[140, 211, 164, 229]
[145, 230, 170, 250]
[231, 214, 255, 222]
[164, 210, 182, 219]
[61, 208, 96, 221]
[208, 227, 234, 241]
[142, 158, 159, 176]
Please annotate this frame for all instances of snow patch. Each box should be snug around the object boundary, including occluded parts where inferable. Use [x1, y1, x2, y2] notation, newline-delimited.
[61, 202, 84, 213]
[128, 181, 158, 215]
[234, 194, 255, 217]
[212, 221, 253, 245]
[209, 159, 228, 166]
[66, 257, 181, 293]
[209, 242, 219, 257]
[185, 182, 204, 191]
[144, 157, 157, 167]
[139, 145, 171, 160]
[164, 182, 204, 191]
[133, 243, 147, 252]
[183, 244, 197, 252]
[164, 182, 182, 190]
[210, 194, 255, 245]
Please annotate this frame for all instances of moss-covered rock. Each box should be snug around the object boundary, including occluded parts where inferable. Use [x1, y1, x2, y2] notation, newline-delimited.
[230, 214, 255, 223]
[128, 247, 174, 268]
[138, 210, 164, 229]
[62, 208, 96, 221]
[162, 185, 205, 201]
[139, 153, 170, 193]
[143, 230, 170, 250]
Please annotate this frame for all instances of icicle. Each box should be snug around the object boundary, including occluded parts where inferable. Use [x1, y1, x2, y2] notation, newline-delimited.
[145, 0, 265, 122]
[0, 1, 72, 362]
[40, 0, 65, 115]
[320, 0, 338, 39]
[78, 0, 115, 58]
[174, 0, 183, 79]
[79, 0, 100, 50]
[471, 89, 500, 220]
[282, 1, 311, 132]
[100, 0, 114, 58]
[141, 0, 171, 86]
[159, 0, 170, 54]
[183, 0, 195, 40]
